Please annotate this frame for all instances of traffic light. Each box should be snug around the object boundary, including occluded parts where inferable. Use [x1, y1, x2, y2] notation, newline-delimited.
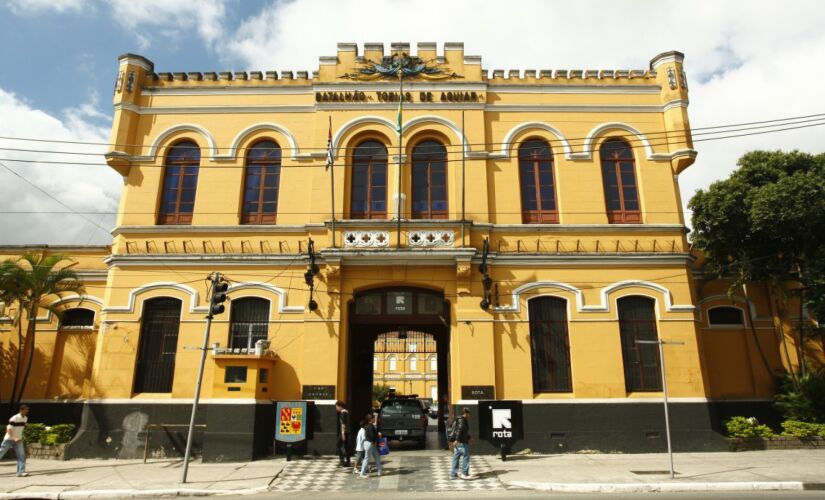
[210, 276, 229, 317]
[305, 238, 319, 311]
[479, 238, 493, 310]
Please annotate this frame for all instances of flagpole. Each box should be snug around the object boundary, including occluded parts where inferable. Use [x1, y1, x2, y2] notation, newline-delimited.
[396, 71, 403, 248]
[327, 116, 336, 248]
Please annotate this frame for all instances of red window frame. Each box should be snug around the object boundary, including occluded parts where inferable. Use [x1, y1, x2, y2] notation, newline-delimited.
[350, 140, 388, 219]
[518, 139, 559, 223]
[618, 296, 662, 392]
[241, 140, 281, 224]
[411, 140, 448, 219]
[158, 142, 200, 225]
[600, 139, 641, 223]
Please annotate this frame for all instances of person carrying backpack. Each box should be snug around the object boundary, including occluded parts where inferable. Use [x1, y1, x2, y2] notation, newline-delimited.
[448, 407, 472, 480]
[359, 413, 383, 478]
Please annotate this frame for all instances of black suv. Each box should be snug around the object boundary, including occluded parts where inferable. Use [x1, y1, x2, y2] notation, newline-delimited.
[377, 395, 428, 448]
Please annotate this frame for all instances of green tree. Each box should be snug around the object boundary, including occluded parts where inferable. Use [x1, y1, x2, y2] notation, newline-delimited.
[372, 383, 392, 404]
[689, 150, 825, 384]
[0, 253, 85, 410]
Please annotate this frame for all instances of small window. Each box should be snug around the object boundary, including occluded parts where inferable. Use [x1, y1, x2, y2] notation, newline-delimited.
[708, 307, 744, 326]
[258, 368, 269, 384]
[417, 293, 443, 314]
[388, 356, 397, 371]
[61, 308, 95, 328]
[355, 294, 382, 315]
[373, 356, 378, 370]
[429, 356, 437, 371]
[409, 356, 417, 371]
[224, 366, 248, 384]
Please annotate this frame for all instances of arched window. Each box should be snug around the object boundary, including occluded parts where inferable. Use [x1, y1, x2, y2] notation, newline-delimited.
[229, 297, 270, 349]
[351, 140, 387, 219]
[412, 140, 448, 219]
[388, 356, 397, 371]
[519, 139, 558, 223]
[242, 140, 282, 224]
[373, 356, 378, 371]
[429, 355, 437, 371]
[134, 297, 182, 393]
[528, 297, 572, 392]
[158, 141, 200, 225]
[618, 296, 661, 391]
[60, 308, 95, 328]
[409, 356, 417, 371]
[708, 306, 745, 326]
[600, 140, 640, 223]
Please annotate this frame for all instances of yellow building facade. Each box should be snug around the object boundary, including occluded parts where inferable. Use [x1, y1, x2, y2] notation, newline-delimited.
[2, 43, 820, 459]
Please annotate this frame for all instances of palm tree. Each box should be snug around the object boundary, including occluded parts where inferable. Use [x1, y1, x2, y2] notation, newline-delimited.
[0, 253, 85, 410]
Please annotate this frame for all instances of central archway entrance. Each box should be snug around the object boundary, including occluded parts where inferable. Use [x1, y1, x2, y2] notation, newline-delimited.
[347, 287, 450, 447]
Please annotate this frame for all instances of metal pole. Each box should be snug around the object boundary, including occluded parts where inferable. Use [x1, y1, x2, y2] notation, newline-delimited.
[329, 116, 336, 248]
[180, 273, 217, 484]
[461, 109, 466, 247]
[658, 340, 675, 479]
[396, 73, 403, 248]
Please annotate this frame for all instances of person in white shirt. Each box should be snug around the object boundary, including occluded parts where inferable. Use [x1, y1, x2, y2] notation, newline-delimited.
[0, 405, 29, 477]
[352, 419, 366, 474]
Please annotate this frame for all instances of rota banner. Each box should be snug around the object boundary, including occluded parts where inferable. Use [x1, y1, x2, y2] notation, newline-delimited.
[275, 401, 307, 443]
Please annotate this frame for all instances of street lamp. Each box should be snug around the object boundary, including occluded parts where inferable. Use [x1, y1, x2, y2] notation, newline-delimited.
[636, 338, 685, 479]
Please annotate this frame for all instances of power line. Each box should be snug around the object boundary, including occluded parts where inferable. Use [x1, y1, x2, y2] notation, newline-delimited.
[0, 111, 823, 153]
[1, 118, 824, 170]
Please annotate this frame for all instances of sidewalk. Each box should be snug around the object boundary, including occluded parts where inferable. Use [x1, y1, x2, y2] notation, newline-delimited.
[0, 458, 285, 499]
[497, 449, 825, 493]
[1, 449, 824, 497]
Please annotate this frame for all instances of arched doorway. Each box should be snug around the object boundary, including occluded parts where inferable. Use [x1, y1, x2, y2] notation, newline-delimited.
[347, 287, 450, 447]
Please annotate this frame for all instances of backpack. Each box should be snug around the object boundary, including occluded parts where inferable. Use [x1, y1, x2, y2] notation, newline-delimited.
[447, 417, 462, 442]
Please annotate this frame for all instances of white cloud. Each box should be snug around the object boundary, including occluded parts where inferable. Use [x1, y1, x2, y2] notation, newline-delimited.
[0, 89, 120, 245]
[221, 0, 825, 226]
[106, 0, 228, 49]
[3, 0, 88, 15]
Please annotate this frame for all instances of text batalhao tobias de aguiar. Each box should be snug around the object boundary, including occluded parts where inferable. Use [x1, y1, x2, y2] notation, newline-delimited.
[315, 90, 482, 103]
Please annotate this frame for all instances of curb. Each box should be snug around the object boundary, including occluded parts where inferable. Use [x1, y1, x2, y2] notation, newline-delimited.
[0, 485, 271, 499]
[507, 481, 807, 493]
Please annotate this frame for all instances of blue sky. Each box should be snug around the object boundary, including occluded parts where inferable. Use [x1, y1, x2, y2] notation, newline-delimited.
[0, 0, 823, 244]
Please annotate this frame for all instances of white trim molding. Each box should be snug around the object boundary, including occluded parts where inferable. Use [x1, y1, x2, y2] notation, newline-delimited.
[140, 124, 218, 162]
[572, 122, 654, 160]
[103, 282, 206, 314]
[494, 279, 694, 314]
[227, 282, 303, 314]
[215, 122, 302, 161]
[494, 122, 573, 159]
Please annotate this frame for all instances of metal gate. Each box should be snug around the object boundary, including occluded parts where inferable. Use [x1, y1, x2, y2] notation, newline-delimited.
[134, 297, 182, 393]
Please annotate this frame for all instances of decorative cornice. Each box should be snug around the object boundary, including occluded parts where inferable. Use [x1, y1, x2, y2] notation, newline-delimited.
[486, 84, 660, 94]
[480, 223, 687, 233]
[485, 253, 695, 267]
[105, 254, 310, 268]
[112, 225, 309, 236]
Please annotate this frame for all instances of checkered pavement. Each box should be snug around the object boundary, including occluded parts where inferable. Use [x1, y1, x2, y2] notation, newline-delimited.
[269, 454, 511, 492]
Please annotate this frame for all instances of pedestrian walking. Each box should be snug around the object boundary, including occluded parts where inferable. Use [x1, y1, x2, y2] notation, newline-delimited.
[334, 400, 351, 467]
[359, 413, 383, 478]
[448, 407, 472, 480]
[352, 418, 366, 474]
[0, 404, 30, 477]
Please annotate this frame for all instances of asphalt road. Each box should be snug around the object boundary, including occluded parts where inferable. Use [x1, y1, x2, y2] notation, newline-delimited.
[238, 491, 825, 500]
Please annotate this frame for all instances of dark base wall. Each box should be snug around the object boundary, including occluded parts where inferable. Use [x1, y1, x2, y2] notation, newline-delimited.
[63, 401, 276, 462]
[16, 400, 775, 460]
[467, 401, 777, 455]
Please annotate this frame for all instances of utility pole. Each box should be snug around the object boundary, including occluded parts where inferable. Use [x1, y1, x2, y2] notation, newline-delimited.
[180, 272, 228, 484]
[636, 338, 685, 479]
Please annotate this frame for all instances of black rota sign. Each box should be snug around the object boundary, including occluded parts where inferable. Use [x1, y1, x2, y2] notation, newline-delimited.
[477, 400, 523, 461]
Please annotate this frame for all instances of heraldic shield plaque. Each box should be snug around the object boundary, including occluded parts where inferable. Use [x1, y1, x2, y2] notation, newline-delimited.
[275, 401, 308, 444]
